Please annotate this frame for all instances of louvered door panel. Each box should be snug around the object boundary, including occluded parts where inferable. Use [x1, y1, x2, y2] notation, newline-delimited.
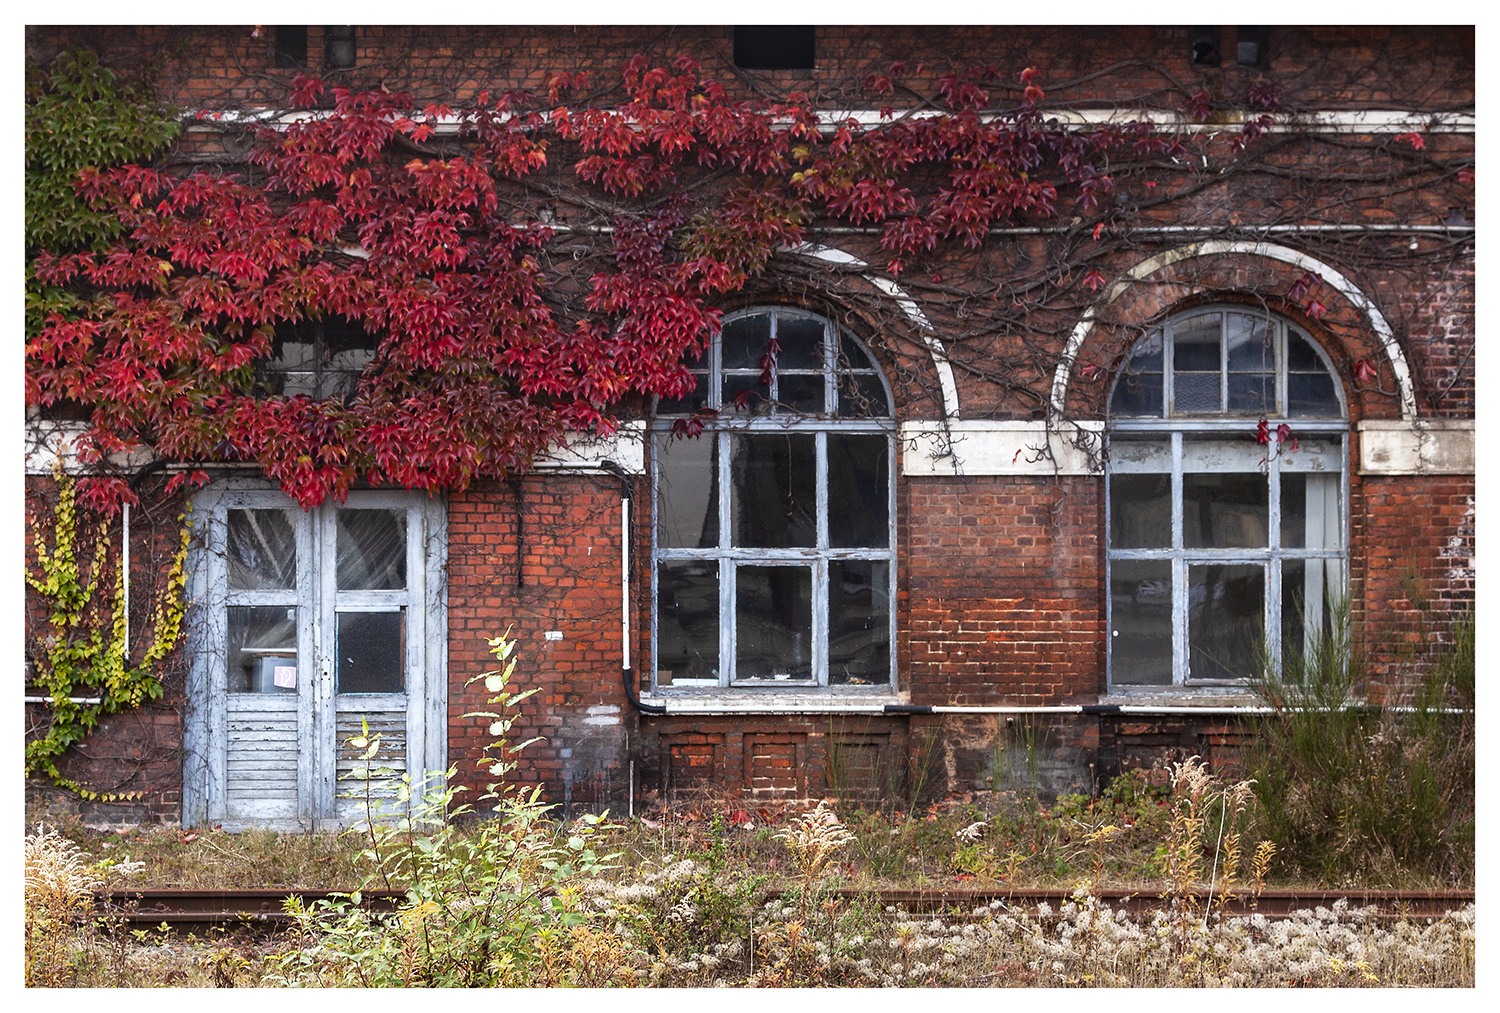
[334, 702, 410, 821]
[224, 696, 300, 820]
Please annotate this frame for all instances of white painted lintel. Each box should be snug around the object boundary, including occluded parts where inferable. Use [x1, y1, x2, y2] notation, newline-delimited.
[901, 420, 1105, 477]
[1357, 419, 1474, 475]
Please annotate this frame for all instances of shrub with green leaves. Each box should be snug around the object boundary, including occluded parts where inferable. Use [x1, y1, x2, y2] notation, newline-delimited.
[267, 632, 616, 987]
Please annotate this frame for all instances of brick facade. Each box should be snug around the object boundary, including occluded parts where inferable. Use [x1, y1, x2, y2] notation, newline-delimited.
[24, 25, 1473, 822]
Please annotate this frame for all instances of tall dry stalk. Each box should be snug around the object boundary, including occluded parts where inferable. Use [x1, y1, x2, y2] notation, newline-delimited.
[776, 800, 855, 921]
[25, 823, 102, 987]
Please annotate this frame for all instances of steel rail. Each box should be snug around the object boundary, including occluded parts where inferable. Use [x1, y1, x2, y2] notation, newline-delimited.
[92, 886, 1472, 932]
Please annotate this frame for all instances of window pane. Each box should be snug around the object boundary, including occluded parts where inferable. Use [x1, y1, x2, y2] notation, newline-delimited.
[722, 373, 770, 412]
[336, 610, 406, 693]
[839, 332, 876, 370]
[1187, 564, 1262, 680]
[776, 317, 825, 369]
[336, 509, 407, 590]
[655, 432, 718, 548]
[228, 510, 296, 590]
[1110, 474, 1172, 548]
[1281, 557, 1345, 666]
[828, 434, 889, 548]
[838, 372, 891, 417]
[1112, 370, 1163, 416]
[1287, 372, 1340, 416]
[1286, 330, 1323, 371]
[734, 565, 812, 681]
[777, 373, 826, 413]
[1173, 313, 1221, 370]
[1225, 313, 1273, 370]
[722, 314, 772, 369]
[731, 434, 816, 547]
[228, 605, 298, 694]
[1110, 560, 1173, 685]
[829, 560, 890, 685]
[1227, 371, 1273, 413]
[656, 561, 719, 685]
[1281, 473, 1340, 549]
[1173, 372, 1221, 413]
[1183, 473, 1268, 548]
[1112, 333, 1163, 416]
[656, 372, 708, 414]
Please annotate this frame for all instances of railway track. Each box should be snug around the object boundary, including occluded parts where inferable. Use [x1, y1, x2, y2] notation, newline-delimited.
[94, 885, 1474, 933]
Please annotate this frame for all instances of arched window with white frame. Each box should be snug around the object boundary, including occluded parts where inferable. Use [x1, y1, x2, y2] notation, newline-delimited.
[651, 307, 897, 692]
[1106, 306, 1348, 688]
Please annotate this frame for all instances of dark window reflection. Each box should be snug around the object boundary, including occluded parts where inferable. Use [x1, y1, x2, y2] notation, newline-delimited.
[827, 435, 889, 547]
[656, 561, 719, 685]
[1187, 563, 1263, 680]
[829, 561, 889, 685]
[731, 434, 816, 547]
[735, 565, 812, 681]
[336, 610, 406, 693]
[1110, 560, 1173, 685]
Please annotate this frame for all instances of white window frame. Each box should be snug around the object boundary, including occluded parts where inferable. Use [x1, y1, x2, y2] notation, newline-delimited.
[1105, 308, 1349, 690]
[650, 308, 898, 693]
[182, 481, 446, 829]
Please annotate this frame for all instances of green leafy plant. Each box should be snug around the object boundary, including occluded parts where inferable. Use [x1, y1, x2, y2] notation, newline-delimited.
[269, 631, 616, 986]
[25, 466, 189, 798]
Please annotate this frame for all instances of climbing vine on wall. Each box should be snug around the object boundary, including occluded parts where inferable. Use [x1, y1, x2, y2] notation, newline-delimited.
[25, 466, 189, 799]
[25, 48, 179, 340]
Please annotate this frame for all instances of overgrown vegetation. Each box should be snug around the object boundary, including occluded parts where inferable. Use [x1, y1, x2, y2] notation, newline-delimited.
[1248, 603, 1475, 886]
[24, 628, 1475, 987]
[25, 48, 178, 339]
[25, 467, 189, 798]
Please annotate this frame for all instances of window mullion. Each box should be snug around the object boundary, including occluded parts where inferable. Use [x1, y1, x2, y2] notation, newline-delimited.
[1171, 432, 1186, 684]
[816, 431, 829, 684]
[718, 430, 733, 686]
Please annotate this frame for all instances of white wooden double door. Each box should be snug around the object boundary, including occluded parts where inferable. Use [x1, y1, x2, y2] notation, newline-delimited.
[185, 486, 446, 829]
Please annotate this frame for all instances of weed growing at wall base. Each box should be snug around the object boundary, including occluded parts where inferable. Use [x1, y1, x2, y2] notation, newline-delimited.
[1249, 603, 1474, 885]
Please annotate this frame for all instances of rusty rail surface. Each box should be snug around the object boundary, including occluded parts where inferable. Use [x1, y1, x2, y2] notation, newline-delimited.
[94, 886, 1473, 932]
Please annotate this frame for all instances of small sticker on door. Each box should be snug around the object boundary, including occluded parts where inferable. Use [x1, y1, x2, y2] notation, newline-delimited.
[273, 666, 297, 689]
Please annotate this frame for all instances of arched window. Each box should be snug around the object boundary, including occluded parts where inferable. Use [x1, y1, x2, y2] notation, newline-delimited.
[651, 307, 896, 692]
[1106, 307, 1347, 689]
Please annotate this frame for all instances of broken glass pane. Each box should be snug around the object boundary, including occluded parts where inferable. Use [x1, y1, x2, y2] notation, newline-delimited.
[228, 510, 296, 590]
[731, 434, 816, 547]
[1188, 563, 1263, 680]
[1110, 560, 1173, 685]
[336, 610, 406, 693]
[734, 565, 812, 681]
[656, 561, 719, 685]
[228, 605, 298, 693]
[1226, 313, 1273, 370]
[1183, 473, 1268, 548]
[829, 560, 890, 685]
[336, 510, 407, 590]
[1110, 474, 1172, 548]
[839, 332, 876, 370]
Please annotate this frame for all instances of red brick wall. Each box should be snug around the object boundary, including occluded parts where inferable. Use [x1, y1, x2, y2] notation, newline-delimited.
[446, 473, 645, 814]
[904, 476, 1104, 706]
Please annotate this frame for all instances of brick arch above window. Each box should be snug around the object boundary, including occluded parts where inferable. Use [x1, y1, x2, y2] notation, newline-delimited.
[1052, 241, 1416, 422]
